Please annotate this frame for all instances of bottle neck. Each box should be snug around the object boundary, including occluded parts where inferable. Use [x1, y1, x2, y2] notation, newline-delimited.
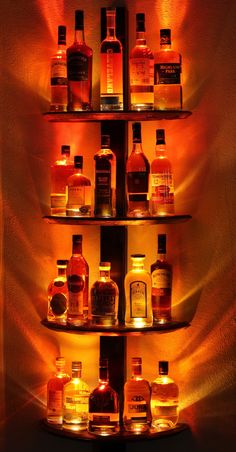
[56, 365, 66, 375]
[99, 269, 110, 280]
[72, 241, 82, 255]
[75, 166, 82, 174]
[99, 367, 109, 384]
[157, 252, 166, 261]
[132, 142, 143, 154]
[132, 262, 144, 270]
[57, 267, 67, 277]
[136, 31, 146, 45]
[57, 43, 66, 52]
[155, 143, 167, 157]
[72, 369, 81, 379]
[75, 29, 85, 43]
[132, 364, 142, 378]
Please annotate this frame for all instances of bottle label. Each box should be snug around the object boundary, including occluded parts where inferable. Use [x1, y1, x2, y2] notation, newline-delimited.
[130, 58, 154, 85]
[51, 61, 67, 85]
[154, 63, 181, 85]
[51, 194, 67, 208]
[91, 290, 116, 316]
[127, 172, 149, 193]
[67, 274, 85, 315]
[89, 413, 119, 423]
[152, 269, 171, 291]
[50, 293, 67, 316]
[48, 389, 63, 412]
[95, 169, 111, 205]
[126, 391, 148, 419]
[67, 52, 89, 81]
[67, 186, 91, 213]
[130, 281, 147, 318]
[151, 173, 174, 204]
[101, 52, 123, 94]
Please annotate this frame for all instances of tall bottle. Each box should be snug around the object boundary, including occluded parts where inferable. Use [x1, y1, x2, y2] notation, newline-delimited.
[154, 29, 182, 110]
[47, 356, 70, 425]
[89, 358, 119, 435]
[151, 361, 179, 429]
[50, 25, 68, 112]
[129, 13, 154, 110]
[150, 129, 174, 216]
[123, 357, 151, 432]
[94, 135, 116, 217]
[126, 122, 150, 217]
[150, 234, 172, 323]
[66, 155, 92, 217]
[124, 254, 152, 328]
[90, 262, 119, 326]
[100, 8, 123, 110]
[47, 259, 69, 324]
[50, 145, 74, 215]
[63, 361, 90, 430]
[67, 10, 93, 111]
[66, 235, 89, 326]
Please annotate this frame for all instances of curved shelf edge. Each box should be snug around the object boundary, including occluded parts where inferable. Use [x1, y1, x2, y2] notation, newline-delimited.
[43, 214, 192, 226]
[43, 110, 192, 122]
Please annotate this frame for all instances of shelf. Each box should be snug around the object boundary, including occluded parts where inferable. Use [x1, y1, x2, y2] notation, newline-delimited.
[43, 214, 191, 226]
[43, 110, 192, 122]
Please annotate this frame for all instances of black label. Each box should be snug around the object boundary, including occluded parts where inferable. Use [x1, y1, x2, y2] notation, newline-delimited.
[51, 77, 67, 86]
[67, 274, 84, 293]
[67, 52, 89, 81]
[127, 172, 149, 193]
[50, 293, 67, 315]
[154, 63, 181, 84]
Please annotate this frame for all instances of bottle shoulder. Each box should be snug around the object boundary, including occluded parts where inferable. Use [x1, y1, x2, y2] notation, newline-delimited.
[67, 172, 91, 186]
[154, 49, 181, 63]
[150, 157, 172, 172]
[130, 45, 154, 59]
[64, 377, 90, 392]
[101, 39, 122, 53]
[67, 41, 93, 57]
[67, 255, 89, 271]
[91, 279, 118, 291]
[151, 259, 172, 273]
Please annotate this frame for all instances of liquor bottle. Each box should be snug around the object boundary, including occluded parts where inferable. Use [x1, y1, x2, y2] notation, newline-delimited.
[50, 145, 75, 216]
[126, 122, 150, 217]
[129, 13, 154, 110]
[66, 155, 92, 217]
[67, 10, 93, 111]
[50, 25, 68, 112]
[154, 29, 182, 110]
[123, 357, 151, 432]
[124, 254, 153, 328]
[63, 361, 90, 430]
[150, 234, 172, 323]
[100, 8, 123, 111]
[89, 358, 119, 435]
[66, 235, 89, 326]
[151, 361, 179, 429]
[90, 262, 119, 326]
[47, 356, 70, 424]
[47, 259, 69, 324]
[150, 129, 175, 216]
[94, 135, 116, 217]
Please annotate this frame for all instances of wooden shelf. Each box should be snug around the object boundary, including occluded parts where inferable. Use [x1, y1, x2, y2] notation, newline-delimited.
[43, 110, 192, 122]
[43, 214, 192, 226]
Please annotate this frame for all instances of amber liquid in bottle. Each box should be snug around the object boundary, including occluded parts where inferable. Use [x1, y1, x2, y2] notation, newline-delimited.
[66, 155, 92, 217]
[151, 234, 172, 323]
[94, 134, 116, 217]
[50, 25, 67, 111]
[47, 259, 68, 324]
[50, 145, 74, 215]
[91, 262, 119, 326]
[47, 357, 70, 424]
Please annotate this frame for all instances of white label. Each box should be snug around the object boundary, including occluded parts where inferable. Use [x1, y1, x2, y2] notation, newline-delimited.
[130, 281, 147, 318]
[48, 390, 62, 412]
[152, 269, 171, 289]
[51, 61, 67, 78]
[67, 186, 91, 206]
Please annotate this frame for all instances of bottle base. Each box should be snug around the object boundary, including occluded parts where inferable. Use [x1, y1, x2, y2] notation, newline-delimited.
[130, 104, 153, 111]
[124, 422, 150, 433]
[152, 419, 177, 430]
[63, 422, 88, 431]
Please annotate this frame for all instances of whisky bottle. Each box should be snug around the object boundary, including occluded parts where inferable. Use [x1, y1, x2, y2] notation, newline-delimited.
[154, 29, 182, 110]
[47, 356, 70, 424]
[66, 235, 89, 326]
[129, 13, 154, 110]
[50, 25, 68, 112]
[63, 361, 90, 431]
[150, 129, 175, 216]
[66, 155, 92, 217]
[123, 357, 151, 432]
[100, 8, 123, 110]
[94, 135, 116, 217]
[151, 361, 179, 429]
[126, 122, 150, 217]
[150, 234, 172, 323]
[90, 262, 119, 326]
[50, 145, 74, 216]
[47, 259, 69, 324]
[67, 10, 93, 111]
[124, 254, 153, 328]
[89, 358, 119, 435]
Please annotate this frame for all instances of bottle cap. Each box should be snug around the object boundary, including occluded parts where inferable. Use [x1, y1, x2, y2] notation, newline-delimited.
[56, 356, 66, 366]
[72, 361, 82, 371]
[100, 96, 119, 106]
[61, 145, 70, 155]
[58, 25, 66, 45]
[101, 135, 110, 148]
[132, 357, 142, 365]
[56, 259, 69, 266]
[99, 261, 111, 269]
[74, 155, 83, 169]
[156, 129, 165, 145]
[75, 10, 84, 30]
[99, 357, 108, 368]
[132, 122, 141, 143]
[72, 234, 82, 244]
[158, 234, 166, 253]
[136, 13, 145, 32]
[159, 360, 169, 375]
[131, 253, 145, 259]
[160, 29, 171, 45]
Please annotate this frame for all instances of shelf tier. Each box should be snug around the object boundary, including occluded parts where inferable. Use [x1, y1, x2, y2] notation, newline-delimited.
[43, 110, 192, 122]
[43, 214, 191, 226]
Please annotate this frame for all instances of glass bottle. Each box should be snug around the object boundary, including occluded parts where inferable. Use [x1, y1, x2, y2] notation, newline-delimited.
[154, 29, 182, 110]
[150, 129, 175, 216]
[66, 155, 92, 217]
[66, 235, 89, 326]
[50, 25, 68, 112]
[150, 234, 172, 323]
[63, 361, 90, 431]
[94, 134, 116, 217]
[126, 122, 150, 217]
[129, 13, 154, 110]
[100, 8, 123, 111]
[89, 358, 119, 435]
[151, 361, 179, 429]
[90, 262, 119, 326]
[123, 357, 151, 432]
[124, 254, 153, 328]
[47, 356, 70, 424]
[50, 145, 74, 216]
[67, 10, 93, 111]
[47, 259, 69, 324]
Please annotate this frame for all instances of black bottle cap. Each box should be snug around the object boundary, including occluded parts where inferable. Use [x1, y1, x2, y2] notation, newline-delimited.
[160, 28, 171, 45]
[136, 13, 145, 32]
[61, 145, 70, 155]
[72, 234, 82, 243]
[159, 361, 169, 375]
[101, 135, 110, 148]
[131, 253, 145, 258]
[158, 234, 166, 253]
[99, 357, 108, 368]
[58, 25, 66, 45]
[56, 259, 69, 266]
[75, 10, 84, 30]
[132, 122, 141, 143]
[74, 155, 83, 169]
[156, 129, 165, 145]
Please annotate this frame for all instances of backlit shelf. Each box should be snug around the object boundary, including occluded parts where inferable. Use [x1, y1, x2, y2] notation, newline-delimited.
[43, 110, 192, 122]
[43, 214, 191, 226]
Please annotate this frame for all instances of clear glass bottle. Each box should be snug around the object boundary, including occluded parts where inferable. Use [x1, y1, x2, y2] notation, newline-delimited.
[50, 25, 68, 112]
[47, 356, 70, 425]
[94, 135, 116, 217]
[47, 259, 69, 324]
[124, 254, 153, 328]
[67, 10, 93, 111]
[100, 8, 123, 110]
[50, 145, 75, 216]
[90, 262, 119, 326]
[123, 357, 151, 432]
[89, 358, 119, 435]
[63, 361, 90, 431]
[126, 122, 150, 217]
[151, 361, 179, 430]
[154, 29, 182, 110]
[129, 13, 154, 110]
[150, 129, 175, 216]
[66, 155, 92, 217]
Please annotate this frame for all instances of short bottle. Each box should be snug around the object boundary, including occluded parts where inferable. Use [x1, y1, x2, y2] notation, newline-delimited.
[154, 29, 182, 110]
[123, 357, 151, 432]
[50, 25, 68, 112]
[94, 135, 116, 217]
[124, 254, 153, 328]
[67, 10, 93, 111]
[151, 361, 179, 429]
[91, 262, 119, 326]
[66, 155, 92, 217]
[150, 129, 175, 216]
[50, 145, 75, 215]
[47, 356, 70, 424]
[63, 361, 90, 431]
[47, 259, 69, 324]
[89, 358, 119, 435]
[129, 13, 154, 110]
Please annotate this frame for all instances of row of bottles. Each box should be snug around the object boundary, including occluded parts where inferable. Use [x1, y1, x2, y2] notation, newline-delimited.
[50, 8, 182, 112]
